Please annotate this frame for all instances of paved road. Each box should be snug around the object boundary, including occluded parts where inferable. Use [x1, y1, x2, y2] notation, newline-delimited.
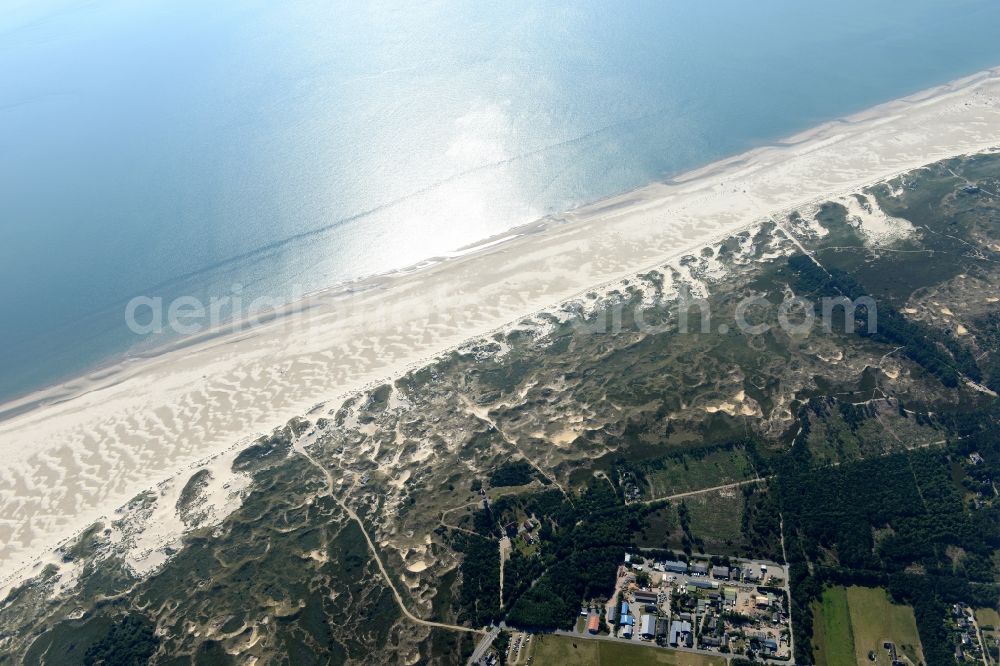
[468, 625, 502, 665]
[779, 514, 794, 661]
[969, 610, 990, 666]
[554, 629, 794, 665]
[552, 630, 731, 662]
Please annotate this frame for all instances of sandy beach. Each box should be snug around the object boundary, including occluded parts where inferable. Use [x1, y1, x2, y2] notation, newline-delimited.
[1, 66, 999, 589]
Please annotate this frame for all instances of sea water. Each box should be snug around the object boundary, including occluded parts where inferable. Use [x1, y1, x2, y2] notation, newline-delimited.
[1, 0, 999, 402]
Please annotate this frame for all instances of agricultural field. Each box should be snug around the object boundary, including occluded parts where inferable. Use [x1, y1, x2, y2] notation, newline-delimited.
[846, 587, 923, 666]
[977, 607, 1000, 628]
[977, 608, 1000, 663]
[812, 587, 854, 666]
[813, 586, 923, 666]
[527, 634, 725, 666]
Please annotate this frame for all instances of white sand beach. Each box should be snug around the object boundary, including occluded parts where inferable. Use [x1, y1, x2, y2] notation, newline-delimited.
[1, 66, 999, 588]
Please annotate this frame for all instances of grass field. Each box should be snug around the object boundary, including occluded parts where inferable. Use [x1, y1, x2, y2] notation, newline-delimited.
[813, 587, 855, 666]
[636, 489, 746, 556]
[977, 608, 1000, 664]
[846, 587, 923, 666]
[813, 586, 923, 666]
[685, 489, 745, 555]
[977, 607, 1000, 629]
[644, 448, 754, 498]
[528, 634, 725, 666]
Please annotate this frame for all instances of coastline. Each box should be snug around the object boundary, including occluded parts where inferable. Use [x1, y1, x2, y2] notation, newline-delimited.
[3, 64, 996, 422]
[1, 65, 999, 589]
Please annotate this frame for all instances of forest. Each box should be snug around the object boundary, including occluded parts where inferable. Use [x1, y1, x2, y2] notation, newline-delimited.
[774, 425, 999, 664]
[451, 482, 637, 631]
[84, 614, 160, 666]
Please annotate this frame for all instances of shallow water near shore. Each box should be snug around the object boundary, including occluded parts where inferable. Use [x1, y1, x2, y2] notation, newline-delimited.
[2, 0, 1000, 401]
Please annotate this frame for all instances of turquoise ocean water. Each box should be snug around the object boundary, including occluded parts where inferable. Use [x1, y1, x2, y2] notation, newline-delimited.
[1, 0, 1000, 402]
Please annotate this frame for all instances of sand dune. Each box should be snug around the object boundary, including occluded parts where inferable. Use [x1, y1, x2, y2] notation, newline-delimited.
[1, 66, 1000, 587]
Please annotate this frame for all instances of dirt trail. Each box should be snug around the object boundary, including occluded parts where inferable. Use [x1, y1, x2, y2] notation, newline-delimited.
[459, 395, 571, 501]
[294, 437, 484, 635]
[637, 477, 766, 506]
